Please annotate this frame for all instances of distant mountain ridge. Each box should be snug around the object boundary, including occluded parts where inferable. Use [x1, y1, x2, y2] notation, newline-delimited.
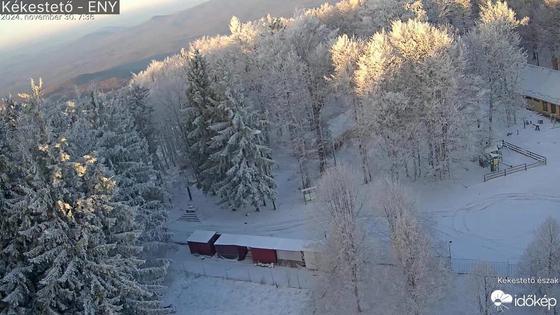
[0, 0, 335, 96]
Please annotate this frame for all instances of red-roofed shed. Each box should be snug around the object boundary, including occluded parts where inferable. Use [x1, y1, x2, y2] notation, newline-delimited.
[187, 230, 219, 256]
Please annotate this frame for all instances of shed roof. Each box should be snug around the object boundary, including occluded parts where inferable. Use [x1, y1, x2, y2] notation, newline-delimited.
[214, 233, 319, 252]
[517, 64, 560, 105]
[187, 230, 217, 243]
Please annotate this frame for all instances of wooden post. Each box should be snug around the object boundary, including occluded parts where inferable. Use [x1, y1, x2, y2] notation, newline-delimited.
[186, 186, 192, 201]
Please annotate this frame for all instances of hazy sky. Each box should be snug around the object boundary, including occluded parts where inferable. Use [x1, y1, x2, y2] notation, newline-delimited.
[0, 0, 205, 50]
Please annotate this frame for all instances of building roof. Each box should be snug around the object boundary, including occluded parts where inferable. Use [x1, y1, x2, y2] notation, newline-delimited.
[214, 233, 319, 252]
[517, 64, 560, 105]
[187, 230, 217, 243]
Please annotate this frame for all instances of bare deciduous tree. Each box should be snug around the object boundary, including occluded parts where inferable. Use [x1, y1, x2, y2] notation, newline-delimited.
[470, 263, 498, 315]
[466, 0, 527, 141]
[313, 166, 367, 314]
[380, 181, 448, 315]
[520, 217, 560, 314]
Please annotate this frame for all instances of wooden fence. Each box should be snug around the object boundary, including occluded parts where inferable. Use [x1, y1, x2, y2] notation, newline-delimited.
[483, 140, 547, 182]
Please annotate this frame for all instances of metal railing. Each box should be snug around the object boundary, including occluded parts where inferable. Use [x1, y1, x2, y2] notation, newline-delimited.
[450, 258, 519, 277]
[483, 141, 547, 182]
[502, 140, 547, 163]
[172, 259, 315, 289]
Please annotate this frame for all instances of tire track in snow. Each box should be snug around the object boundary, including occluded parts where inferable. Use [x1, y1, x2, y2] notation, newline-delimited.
[428, 192, 560, 259]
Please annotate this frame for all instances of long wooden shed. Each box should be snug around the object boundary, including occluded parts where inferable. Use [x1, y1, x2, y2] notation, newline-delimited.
[213, 233, 319, 266]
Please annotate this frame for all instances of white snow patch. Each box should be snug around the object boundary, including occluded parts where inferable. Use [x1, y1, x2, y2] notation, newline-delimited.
[187, 230, 217, 243]
[214, 233, 319, 252]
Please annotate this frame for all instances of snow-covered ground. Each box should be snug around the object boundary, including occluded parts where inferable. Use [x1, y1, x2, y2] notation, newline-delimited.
[166, 149, 321, 241]
[413, 113, 560, 263]
[163, 110, 560, 314]
[162, 272, 311, 315]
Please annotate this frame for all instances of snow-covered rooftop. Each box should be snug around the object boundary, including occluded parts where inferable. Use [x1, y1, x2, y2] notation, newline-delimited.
[517, 64, 560, 105]
[187, 230, 217, 243]
[214, 233, 318, 252]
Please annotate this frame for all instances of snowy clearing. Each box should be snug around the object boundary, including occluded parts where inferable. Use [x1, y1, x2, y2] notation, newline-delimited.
[163, 110, 560, 313]
[415, 111, 560, 263]
[167, 111, 560, 264]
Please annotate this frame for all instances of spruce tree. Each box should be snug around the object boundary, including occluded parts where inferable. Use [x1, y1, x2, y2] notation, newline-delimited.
[210, 89, 276, 211]
[0, 82, 160, 314]
[125, 84, 163, 173]
[184, 49, 219, 192]
[67, 92, 170, 314]
[0, 98, 37, 313]
[90, 92, 169, 249]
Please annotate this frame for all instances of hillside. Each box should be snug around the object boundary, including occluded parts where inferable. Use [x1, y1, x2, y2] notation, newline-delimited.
[0, 0, 335, 96]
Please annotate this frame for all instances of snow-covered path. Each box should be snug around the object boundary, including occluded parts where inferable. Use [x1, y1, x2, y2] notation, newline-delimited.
[430, 194, 560, 261]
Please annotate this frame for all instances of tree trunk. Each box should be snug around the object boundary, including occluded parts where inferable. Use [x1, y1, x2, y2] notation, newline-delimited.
[358, 138, 372, 184]
[483, 276, 489, 315]
[416, 150, 421, 179]
[352, 264, 362, 313]
[488, 94, 494, 145]
[312, 105, 327, 173]
[352, 97, 372, 184]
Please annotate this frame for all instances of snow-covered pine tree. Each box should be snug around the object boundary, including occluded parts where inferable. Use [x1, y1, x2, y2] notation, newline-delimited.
[0, 81, 71, 314]
[0, 82, 154, 314]
[27, 141, 121, 314]
[125, 84, 164, 173]
[90, 92, 169, 249]
[68, 92, 172, 314]
[0, 97, 39, 313]
[184, 49, 220, 192]
[209, 88, 276, 211]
